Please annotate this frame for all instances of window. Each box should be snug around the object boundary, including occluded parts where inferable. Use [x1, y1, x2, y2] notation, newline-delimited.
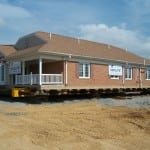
[146, 68, 150, 80]
[0, 64, 5, 82]
[79, 63, 90, 78]
[108, 65, 122, 80]
[125, 67, 132, 80]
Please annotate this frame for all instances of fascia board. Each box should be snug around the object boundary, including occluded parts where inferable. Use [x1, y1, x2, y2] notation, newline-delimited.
[39, 50, 145, 66]
[6, 49, 146, 67]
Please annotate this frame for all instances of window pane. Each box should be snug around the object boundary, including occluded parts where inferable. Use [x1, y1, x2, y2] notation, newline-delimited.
[125, 68, 132, 79]
[1, 65, 4, 81]
[128, 68, 131, 78]
[147, 69, 150, 79]
[85, 64, 89, 77]
[0, 64, 4, 82]
[125, 69, 127, 78]
[79, 64, 84, 77]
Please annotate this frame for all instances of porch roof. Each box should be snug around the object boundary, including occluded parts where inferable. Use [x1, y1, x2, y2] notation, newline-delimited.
[5, 31, 150, 66]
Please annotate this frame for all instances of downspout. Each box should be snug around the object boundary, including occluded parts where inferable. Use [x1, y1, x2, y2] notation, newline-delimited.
[139, 59, 146, 88]
[139, 67, 142, 88]
[122, 66, 125, 87]
[65, 60, 68, 86]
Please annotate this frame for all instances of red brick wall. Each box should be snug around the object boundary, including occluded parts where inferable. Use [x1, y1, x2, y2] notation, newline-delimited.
[67, 62, 123, 88]
[66, 61, 150, 88]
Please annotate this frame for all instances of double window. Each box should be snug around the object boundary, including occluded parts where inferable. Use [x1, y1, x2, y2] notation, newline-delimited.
[125, 67, 132, 80]
[146, 68, 150, 80]
[79, 63, 90, 78]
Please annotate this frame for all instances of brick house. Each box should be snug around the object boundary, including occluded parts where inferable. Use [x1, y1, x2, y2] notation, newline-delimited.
[0, 31, 150, 91]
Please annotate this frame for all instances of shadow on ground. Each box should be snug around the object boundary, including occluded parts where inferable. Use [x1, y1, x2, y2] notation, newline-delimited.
[0, 95, 95, 104]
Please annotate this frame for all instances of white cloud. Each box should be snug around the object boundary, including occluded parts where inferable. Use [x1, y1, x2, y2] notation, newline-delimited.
[0, 3, 34, 33]
[0, 3, 32, 18]
[79, 24, 150, 59]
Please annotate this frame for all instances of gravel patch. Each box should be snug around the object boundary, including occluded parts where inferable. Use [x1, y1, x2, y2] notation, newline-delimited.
[97, 95, 150, 108]
[0, 95, 149, 108]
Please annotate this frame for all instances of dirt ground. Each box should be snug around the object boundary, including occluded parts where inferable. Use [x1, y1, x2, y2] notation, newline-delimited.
[0, 99, 149, 150]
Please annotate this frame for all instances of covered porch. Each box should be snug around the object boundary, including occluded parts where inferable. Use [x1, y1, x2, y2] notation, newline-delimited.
[10, 58, 66, 86]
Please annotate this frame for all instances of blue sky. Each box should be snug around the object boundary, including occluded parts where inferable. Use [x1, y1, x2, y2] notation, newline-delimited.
[0, 0, 150, 58]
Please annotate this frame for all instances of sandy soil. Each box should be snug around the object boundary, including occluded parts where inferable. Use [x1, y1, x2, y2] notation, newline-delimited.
[0, 100, 149, 150]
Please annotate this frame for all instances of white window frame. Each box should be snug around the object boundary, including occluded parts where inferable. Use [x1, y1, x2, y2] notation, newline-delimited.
[79, 63, 90, 79]
[125, 67, 132, 80]
[146, 68, 150, 80]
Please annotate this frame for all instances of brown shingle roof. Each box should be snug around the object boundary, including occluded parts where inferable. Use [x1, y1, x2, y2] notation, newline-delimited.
[8, 44, 44, 58]
[0, 45, 16, 57]
[7, 31, 150, 65]
[38, 33, 145, 64]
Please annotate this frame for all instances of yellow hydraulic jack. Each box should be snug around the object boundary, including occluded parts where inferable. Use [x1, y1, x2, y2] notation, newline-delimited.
[11, 87, 31, 98]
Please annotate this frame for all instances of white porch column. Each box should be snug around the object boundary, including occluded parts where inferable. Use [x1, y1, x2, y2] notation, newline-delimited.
[39, 58, 42, 85]
[22, 61, 25, 85]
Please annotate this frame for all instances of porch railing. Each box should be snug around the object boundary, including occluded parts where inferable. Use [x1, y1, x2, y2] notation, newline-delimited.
[15, 74, 63, 85]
